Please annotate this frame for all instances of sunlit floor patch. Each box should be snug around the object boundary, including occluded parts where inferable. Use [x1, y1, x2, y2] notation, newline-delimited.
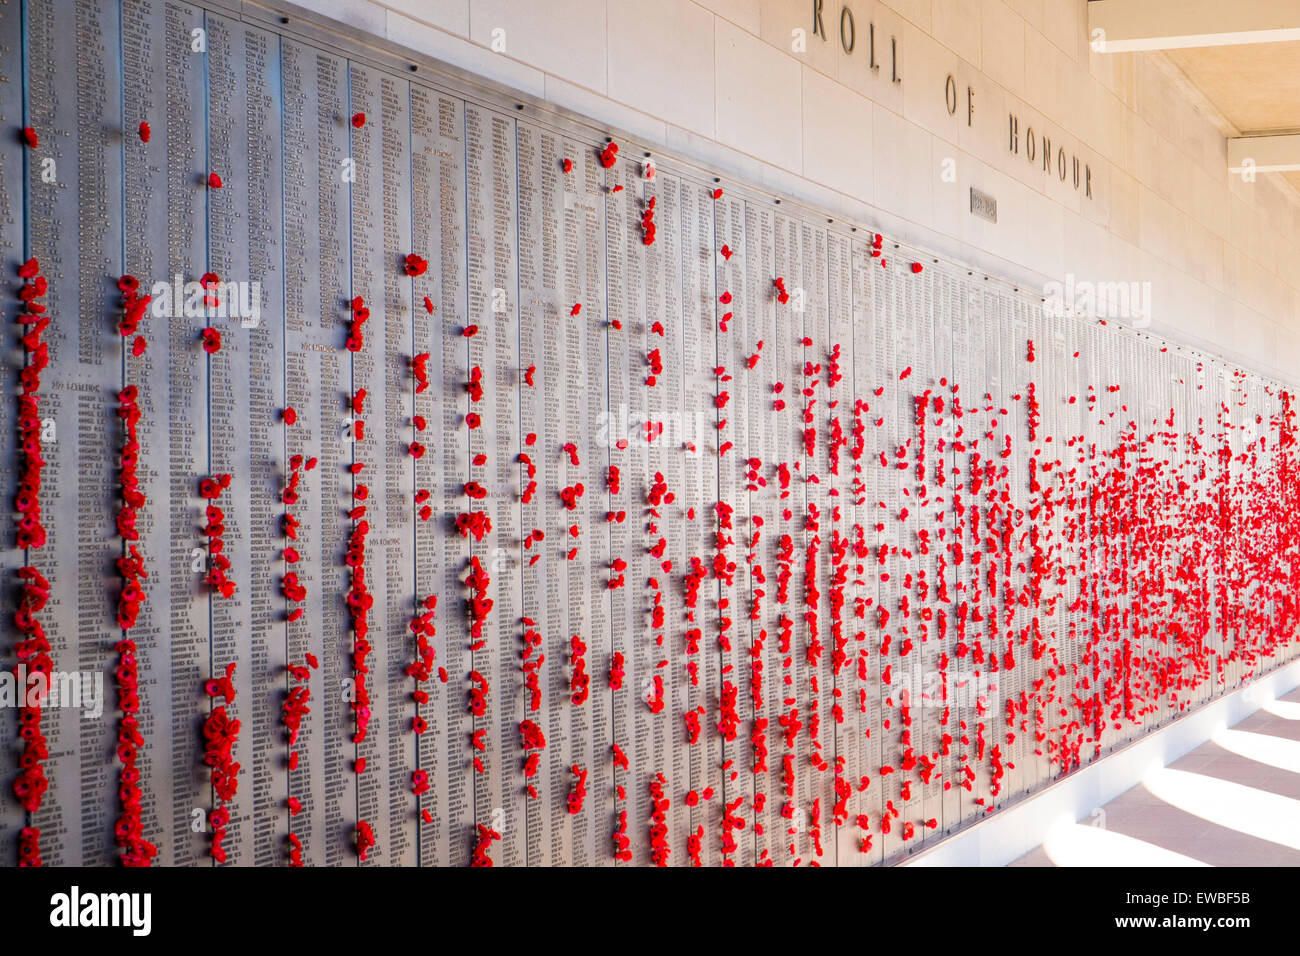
[1041, 819, 1209, 867]
[1143, 768, 1300, 850]
[1210, 728, 1300, 774]
[1261, 699, 1300, 721]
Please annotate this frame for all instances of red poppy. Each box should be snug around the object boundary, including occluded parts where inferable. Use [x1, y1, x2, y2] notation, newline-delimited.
[283, 407, 297, 425]
[138, 122, 150, 143]
[207, 172, 223, 189]
[351, 112, 366, 128]
[200, 327, 221, 353]
[21, 127, 37, 148]
[404, 253, 428, 277]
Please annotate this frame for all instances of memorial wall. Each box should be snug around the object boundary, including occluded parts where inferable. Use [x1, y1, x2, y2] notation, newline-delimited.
[3, 0, 1299, 867]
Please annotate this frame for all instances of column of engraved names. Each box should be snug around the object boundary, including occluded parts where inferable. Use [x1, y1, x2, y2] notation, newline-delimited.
[0, 0, 26, 864]
[205, 15, 256, 864]
[75, 0, 122, 866]
[826, 231, 856, 861]
[377, 70, 415, 866]
[21, 0, 117, 865]
[345, 62, 395, 865]
[121, 0, 176, 864]
[803, 222, 834, 863]
[742, 202, 779, 866]
[514, 119, 560, 865]
[601, 151, 645, 865]
[651, 172, 690, 863]
[579, 143, 611, 865]
[437, 95, 472, 865]
[855, 245, 886, 863]
[243, 24, 286, 866]
[409, 85, 456, 867]
[463, 103, 523, 866]
[488, 109, 526, 867]
[163, 0, 209, 867]
[278, 37, 331, 866]
[713, 191, 751, 866]
[550, 136, 600, 866]
[679, 180, 719, 863]
[313, 47, 352, 867]
[772, 215, 808, 863]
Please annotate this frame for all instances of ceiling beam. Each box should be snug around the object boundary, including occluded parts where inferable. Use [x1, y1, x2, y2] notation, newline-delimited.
[1089, 0, 1300, 53]
[1228, 134, 1300, 174]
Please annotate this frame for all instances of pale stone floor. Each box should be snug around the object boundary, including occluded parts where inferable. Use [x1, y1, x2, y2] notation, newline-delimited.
[1011, 686, 1300, 866]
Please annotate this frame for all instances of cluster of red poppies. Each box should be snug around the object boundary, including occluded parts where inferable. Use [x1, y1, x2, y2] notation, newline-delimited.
[646, 673, 665, 715]
[519, 719, 546, 759]
[1026, 381, 1041, 441]
[355, 820, 375, 862]
[114, 384, 147, 619]
[200, 326, 221, 355]
[12, 567, 50, 820]
[683, 706, 703, 745]
[648, 774, 671, 867]
[612, 810, 632, 862]
[112, 612, 156, 866]
[772, 276, 790, 305]
[687, 824, 705, 866]
[719, 795, 746, 863]
[199, 474, 236, 597]
[640, 195, 656, 246]
[470, 822, 500, 866]
[202, 662, 240, 863]
[455, 509, 492, 541]
[115, 278, 152, 776]
[521, 616, 543, 712]
[465, 555, 492, 643]
[407, 594, 438, 690]
[411, 351, 430, 393]
[409, 351, 436, 522]
[569, 634, 589, 705]
[13, 258, 52, 861]
[346, 296, 369, 352]
[281, 449, 316, 622]
[345, 510, 373, 747]
[281, 652, 317, 865]
[15, 258, 48, 552]
[565, 764, 588, 815]
[18, 826, 41, 867]
[117, 274, 150, 356]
